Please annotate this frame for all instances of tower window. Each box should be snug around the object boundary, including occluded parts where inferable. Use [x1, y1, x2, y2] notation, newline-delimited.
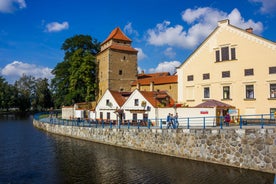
[119, 70, 122, 75]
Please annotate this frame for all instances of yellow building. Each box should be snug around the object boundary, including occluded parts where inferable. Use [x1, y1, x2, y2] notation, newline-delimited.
[96, 27, 138, 98]
[177, 19, 276, 115]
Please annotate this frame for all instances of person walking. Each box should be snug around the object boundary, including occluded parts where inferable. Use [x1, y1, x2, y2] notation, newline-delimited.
[224, 112, 230, 126]
[166, 113, 171, 129]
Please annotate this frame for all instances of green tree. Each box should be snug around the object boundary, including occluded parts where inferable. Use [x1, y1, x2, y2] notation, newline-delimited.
[14, 74, 36, 111]
[51, 34, 100, 107]
[33, 78, 53, 111]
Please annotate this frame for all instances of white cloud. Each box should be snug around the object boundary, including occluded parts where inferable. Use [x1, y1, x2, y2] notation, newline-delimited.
[1, 61, 53, 83]
[164, 47, 176, 58]
[148, 61, 181, 74]
[249, 0, 276, 14]
[135, 47, 147, 61]
[124, 22, 139, 37]
[45, 21, 69, 32]
[147, 7, 263, 49]
[0, 0, 26, 13]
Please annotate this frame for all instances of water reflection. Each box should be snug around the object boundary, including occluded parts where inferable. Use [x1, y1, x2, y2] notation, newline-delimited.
[51, 134, 274, 184]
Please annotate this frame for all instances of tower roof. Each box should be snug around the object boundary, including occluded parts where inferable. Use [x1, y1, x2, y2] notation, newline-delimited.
[101, 27, 132, 45]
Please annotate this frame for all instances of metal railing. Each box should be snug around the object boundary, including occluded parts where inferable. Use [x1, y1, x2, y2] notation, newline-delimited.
[34, 112, 276, 130]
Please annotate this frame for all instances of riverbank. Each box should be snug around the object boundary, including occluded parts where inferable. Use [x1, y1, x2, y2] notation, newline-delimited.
[33, 119, 276, 174]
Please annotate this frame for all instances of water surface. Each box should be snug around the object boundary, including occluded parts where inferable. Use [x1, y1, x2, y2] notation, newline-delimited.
[0, 114, 274, 184]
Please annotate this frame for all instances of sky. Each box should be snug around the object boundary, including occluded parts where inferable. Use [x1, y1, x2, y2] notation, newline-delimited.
[0, 0, 276, 83]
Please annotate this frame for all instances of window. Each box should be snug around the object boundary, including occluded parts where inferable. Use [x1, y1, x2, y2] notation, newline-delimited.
[133, 113, 137, 122]
[215, 46, 236, 62]
[231, 48, 236, 60]
[215, 50, 220, 62]
[221, 46, 229, 61]
[100, 112, 103, 119]
[204, 87, 210, 98]
[269, 66, 276, 74]
[270, 84, 276, 98]
[270, 108, 276, 119]
[222, 71, 230, 78]
[119, 70, 122, 75]
[187, 75, 194, 81]
[244, 69, 254, 76]
[134, 99, 139, 106]
[203, 73, 210, 80]
[106, 99, 110, 106]
[107, 112, 110, 120]
[246, 85, 254, 99]
[143, 113, 148, 122]
[223, 86, 230, 99]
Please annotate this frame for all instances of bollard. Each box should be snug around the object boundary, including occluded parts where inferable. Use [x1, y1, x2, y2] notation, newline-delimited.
[261, 114, 264, 129]
[239, 115, 242, 129]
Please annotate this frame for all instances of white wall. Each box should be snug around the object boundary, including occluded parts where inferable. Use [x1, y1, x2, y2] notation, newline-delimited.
[62, 107, 74, 119]
[157, 107, 216, 127]
[95, 90, 120, 120]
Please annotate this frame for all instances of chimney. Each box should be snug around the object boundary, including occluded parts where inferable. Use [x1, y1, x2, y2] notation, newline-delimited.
[150, 81, 154, 91]
[136, 82, 140, 90]
[245, 27, 253, 34]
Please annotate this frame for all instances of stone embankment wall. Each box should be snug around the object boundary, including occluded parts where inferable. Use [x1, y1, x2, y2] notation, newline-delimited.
[33, 120, 276, 174]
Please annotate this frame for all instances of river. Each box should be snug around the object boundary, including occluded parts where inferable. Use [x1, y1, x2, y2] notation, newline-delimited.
[0, 114, 274, 184]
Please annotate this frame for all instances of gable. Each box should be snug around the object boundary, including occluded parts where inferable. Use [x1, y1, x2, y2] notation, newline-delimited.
[177, 19, 276, 71]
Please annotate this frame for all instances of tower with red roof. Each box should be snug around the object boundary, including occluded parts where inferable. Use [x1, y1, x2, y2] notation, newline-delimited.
[96, 27, 138, 98]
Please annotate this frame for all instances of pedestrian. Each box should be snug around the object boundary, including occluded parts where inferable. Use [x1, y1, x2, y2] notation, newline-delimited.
[224, 112, 230, 126]
[166, 113, 171, 129]
[174, 113, 179, 128]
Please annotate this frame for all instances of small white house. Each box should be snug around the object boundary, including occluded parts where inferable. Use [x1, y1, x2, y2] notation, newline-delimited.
[95, 90, 131, 121]
[121, 89, 175, 125]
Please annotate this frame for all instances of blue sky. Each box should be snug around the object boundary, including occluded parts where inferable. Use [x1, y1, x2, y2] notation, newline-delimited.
[0, 0, 276, 83]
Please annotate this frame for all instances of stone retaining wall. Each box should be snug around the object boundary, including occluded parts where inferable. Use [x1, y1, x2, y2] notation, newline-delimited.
[33, 120, 276, 174]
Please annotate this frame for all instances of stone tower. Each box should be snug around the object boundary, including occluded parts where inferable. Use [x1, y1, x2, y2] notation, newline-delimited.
[97, 27, 138, 97]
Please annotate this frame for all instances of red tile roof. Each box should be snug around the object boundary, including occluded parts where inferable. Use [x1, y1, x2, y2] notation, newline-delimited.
[194, 99, 235, 109]
[140, 91, 175, 108]
[132, 75, 177, 86]
[137, 72, 170, 79]
[109, 44, 138, 53]
[101, 27, 132, 45]
[110, 90, 132, 107]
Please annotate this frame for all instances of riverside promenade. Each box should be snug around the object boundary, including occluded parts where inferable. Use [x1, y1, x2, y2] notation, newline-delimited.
[33, 114, 276, 174]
